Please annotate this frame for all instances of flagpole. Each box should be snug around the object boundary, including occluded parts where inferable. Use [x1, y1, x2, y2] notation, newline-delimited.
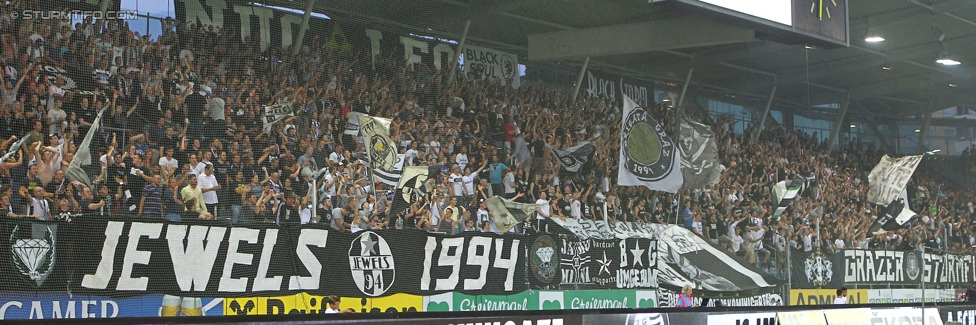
[311, 177, 317, 224]
[674, 192, 681, 225]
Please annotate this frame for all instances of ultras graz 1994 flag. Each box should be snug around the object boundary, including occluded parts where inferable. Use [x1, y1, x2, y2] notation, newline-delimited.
[617, 95, 682, 193]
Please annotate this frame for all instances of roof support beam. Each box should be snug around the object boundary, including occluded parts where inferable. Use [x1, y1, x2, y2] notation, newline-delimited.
[527, 15, 755, 61]
[826, 91, 852, 153]
[917, 110, 933, 153]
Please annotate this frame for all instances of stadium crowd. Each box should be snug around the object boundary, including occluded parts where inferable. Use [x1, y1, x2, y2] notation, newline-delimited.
[0, 1, 974, 272]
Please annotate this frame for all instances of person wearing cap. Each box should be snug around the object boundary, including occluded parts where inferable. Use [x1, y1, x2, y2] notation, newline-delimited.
[197, 162, 221, 216]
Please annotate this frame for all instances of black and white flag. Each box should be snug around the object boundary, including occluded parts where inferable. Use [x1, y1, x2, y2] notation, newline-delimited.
[261, 103, 293, 133]
[678, 115, 720, 189]
[373, 154, 406, 186]
[485, 196, 543, 233]
[772, 180, 803, 217]
[866, 154, 923, 207]
[869, 199, 919, 235]
[617, 95, 682, 193]
[390, 165, 440, 216]
[358, 114, 397, 172]
[547, 142, 595, 173]
[0, 136, 27, 165]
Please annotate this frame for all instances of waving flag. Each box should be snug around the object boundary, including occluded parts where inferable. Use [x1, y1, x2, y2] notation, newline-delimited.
[390, 165, 440, 216]
[866, 154, 923, 207]
[679, 115, 720, 189]
[618, 95, 682, 192]
[485, 196, 543, 233]
[66, 107, 107, 187]
[358, 114, 397, 172]
[547, 142, 595, 173]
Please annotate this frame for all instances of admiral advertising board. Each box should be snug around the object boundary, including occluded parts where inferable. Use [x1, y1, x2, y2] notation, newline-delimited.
[789, 289, 867, 306]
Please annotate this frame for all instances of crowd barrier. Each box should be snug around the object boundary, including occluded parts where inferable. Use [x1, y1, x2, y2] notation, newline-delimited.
[2, 289, 973, 320]
[4, 301, 971, 324]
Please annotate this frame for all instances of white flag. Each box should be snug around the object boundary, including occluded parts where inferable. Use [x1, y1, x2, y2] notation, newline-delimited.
[262, 103, 293, 133]
[867, 154, 923, 206]
[617, 95, 682, 192]
[358, 114, 397, 172]
[344, 112, 364, 135]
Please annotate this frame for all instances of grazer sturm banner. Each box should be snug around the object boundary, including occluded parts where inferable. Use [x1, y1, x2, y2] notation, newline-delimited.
[65, 218, 541, 298]
[584, 70, 653, 109]
[792, 248, 976, 287]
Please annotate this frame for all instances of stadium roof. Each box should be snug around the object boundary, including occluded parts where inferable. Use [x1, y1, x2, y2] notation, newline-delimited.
[263, 0, 976, 123]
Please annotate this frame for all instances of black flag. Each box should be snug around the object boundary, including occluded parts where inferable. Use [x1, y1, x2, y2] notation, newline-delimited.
[547, 142, 595, 173]
[390, 165, 440, 216]
[869, 199, 919, 235]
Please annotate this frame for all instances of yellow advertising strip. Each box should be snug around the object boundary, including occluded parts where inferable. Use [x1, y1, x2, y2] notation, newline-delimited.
[777, 311, 827, 325]
[789, 289, 867, 306]
[224, 293, 423, 315]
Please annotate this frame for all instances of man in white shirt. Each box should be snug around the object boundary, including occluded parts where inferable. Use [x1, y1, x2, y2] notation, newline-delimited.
[503, 169, 516, 198]
[534, 191, 551, 230]
[834, 287, 848, 304]
[476, 200, 490, 227]
[690, 214, 705, 237]
[27, 187, 52, 221]
[404, 142, 419, 166]
[47, 103, 67, 136]
[197, 163, 221, 215]
[730, 227, 744, 255]
[833, 237, 846, 250]
[454, 147, 469, 170]
[449, 166, 466, 199]
[158, 147, 179, 177]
